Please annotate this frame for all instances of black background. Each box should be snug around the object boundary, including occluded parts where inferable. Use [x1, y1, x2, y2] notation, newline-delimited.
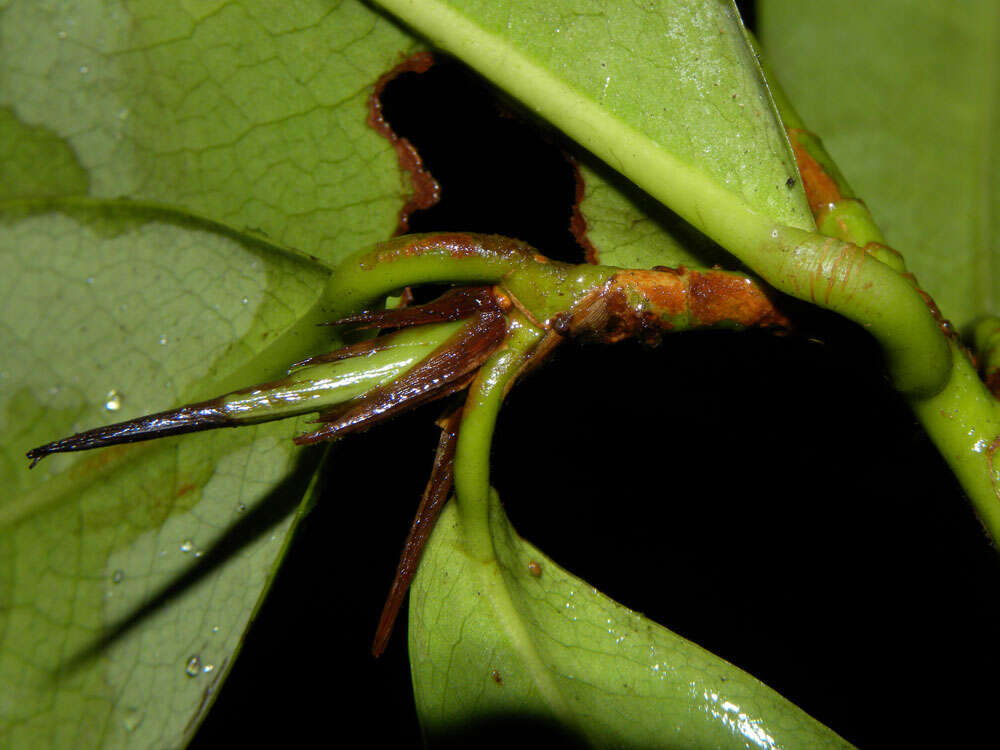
[194, 5, 1000, 746]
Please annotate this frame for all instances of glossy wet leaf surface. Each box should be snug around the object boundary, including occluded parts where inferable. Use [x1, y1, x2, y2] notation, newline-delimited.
[410, 494, 851, 748]
[574, 157, 737, 270]
[760, 0, 999, 330]
[0, 0, 421, 265]
[0, 204, 330, 746]
[0, 0, 422, 745]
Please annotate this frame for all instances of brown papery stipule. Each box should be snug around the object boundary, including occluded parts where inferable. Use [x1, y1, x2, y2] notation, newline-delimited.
[372, 405, 462, 657]
[294, 291, 507, 445]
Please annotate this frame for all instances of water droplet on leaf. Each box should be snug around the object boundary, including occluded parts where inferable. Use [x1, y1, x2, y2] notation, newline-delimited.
[111, 569, 124, 584]
[180, 539, 194, 553]
[104, 389, 122, 411]
[121, 706, 144, 732]
[185, 655, 201, 677]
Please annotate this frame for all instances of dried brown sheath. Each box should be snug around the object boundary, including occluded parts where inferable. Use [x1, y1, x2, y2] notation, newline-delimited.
[25, 287, 505, 466]
[288, 336, 400, 370]
[26, 401, 234, 467]
[372, 406, 462, 657]
[294, 294, 507, 445]
[324, 286, 497, 331]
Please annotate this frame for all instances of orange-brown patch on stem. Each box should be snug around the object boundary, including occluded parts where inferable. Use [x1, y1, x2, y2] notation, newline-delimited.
[686, 270, 789, 328]
[368, 52, 441, 234]
[552, 267, 787, 344]
[787, 128, 842, 220]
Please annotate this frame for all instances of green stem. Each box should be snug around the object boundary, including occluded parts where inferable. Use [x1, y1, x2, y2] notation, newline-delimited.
[748, 33, 904, 268]
[320, 233, 540, 317]
[751, 37, 1000, 545]
[761, 226, 950, 398]
[452, 315, 544, 561]
[911, 342, 1000, 540]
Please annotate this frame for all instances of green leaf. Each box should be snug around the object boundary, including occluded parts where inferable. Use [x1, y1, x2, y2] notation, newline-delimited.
[0, 202, 335, 746]
[0, 108, 89, 200]
[0, 0, 422, 266]
[575, 156, 737, 270]
[410, 493, 851, 748]
[374, 0, 814, 263]
[0, 1, 428, 742]
[759, 0, 999, 331]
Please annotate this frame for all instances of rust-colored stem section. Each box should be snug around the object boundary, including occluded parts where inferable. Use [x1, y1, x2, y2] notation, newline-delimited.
[372, 406, 462, 657]
[786, 127, 849, 219]
[552, 267, 789, 345]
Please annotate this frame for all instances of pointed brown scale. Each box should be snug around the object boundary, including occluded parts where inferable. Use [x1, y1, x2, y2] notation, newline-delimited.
[311, 372, 476, 425]
[26, 400, 234, 467]
[372, 405, 462, 657]
[288, 336, 400, 370]
[325, 286, 497, 331]
[293, 294, 507, 446]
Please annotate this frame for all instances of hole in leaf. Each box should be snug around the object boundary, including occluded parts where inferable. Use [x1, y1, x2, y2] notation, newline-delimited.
[378, 59, 585, 265]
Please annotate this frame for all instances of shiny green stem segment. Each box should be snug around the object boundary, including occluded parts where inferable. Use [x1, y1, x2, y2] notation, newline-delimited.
[911, 340, 1000, 541]
[452, 315, 545, 561]
[751, 40, 1000, 544]
[322, 232, 948, 397]
[762, 226, 949, 397]
[220, 322, 462, 423]
[750, 34, 904, 270]
[320, 233, 545, 318]
[24, 321, 463, 468]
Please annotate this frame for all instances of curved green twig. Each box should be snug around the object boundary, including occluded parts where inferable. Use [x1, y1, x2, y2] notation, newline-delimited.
[754, 38, 1000, 546]
[370, 0, 951, 403]
[452, 313, 545, 560]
